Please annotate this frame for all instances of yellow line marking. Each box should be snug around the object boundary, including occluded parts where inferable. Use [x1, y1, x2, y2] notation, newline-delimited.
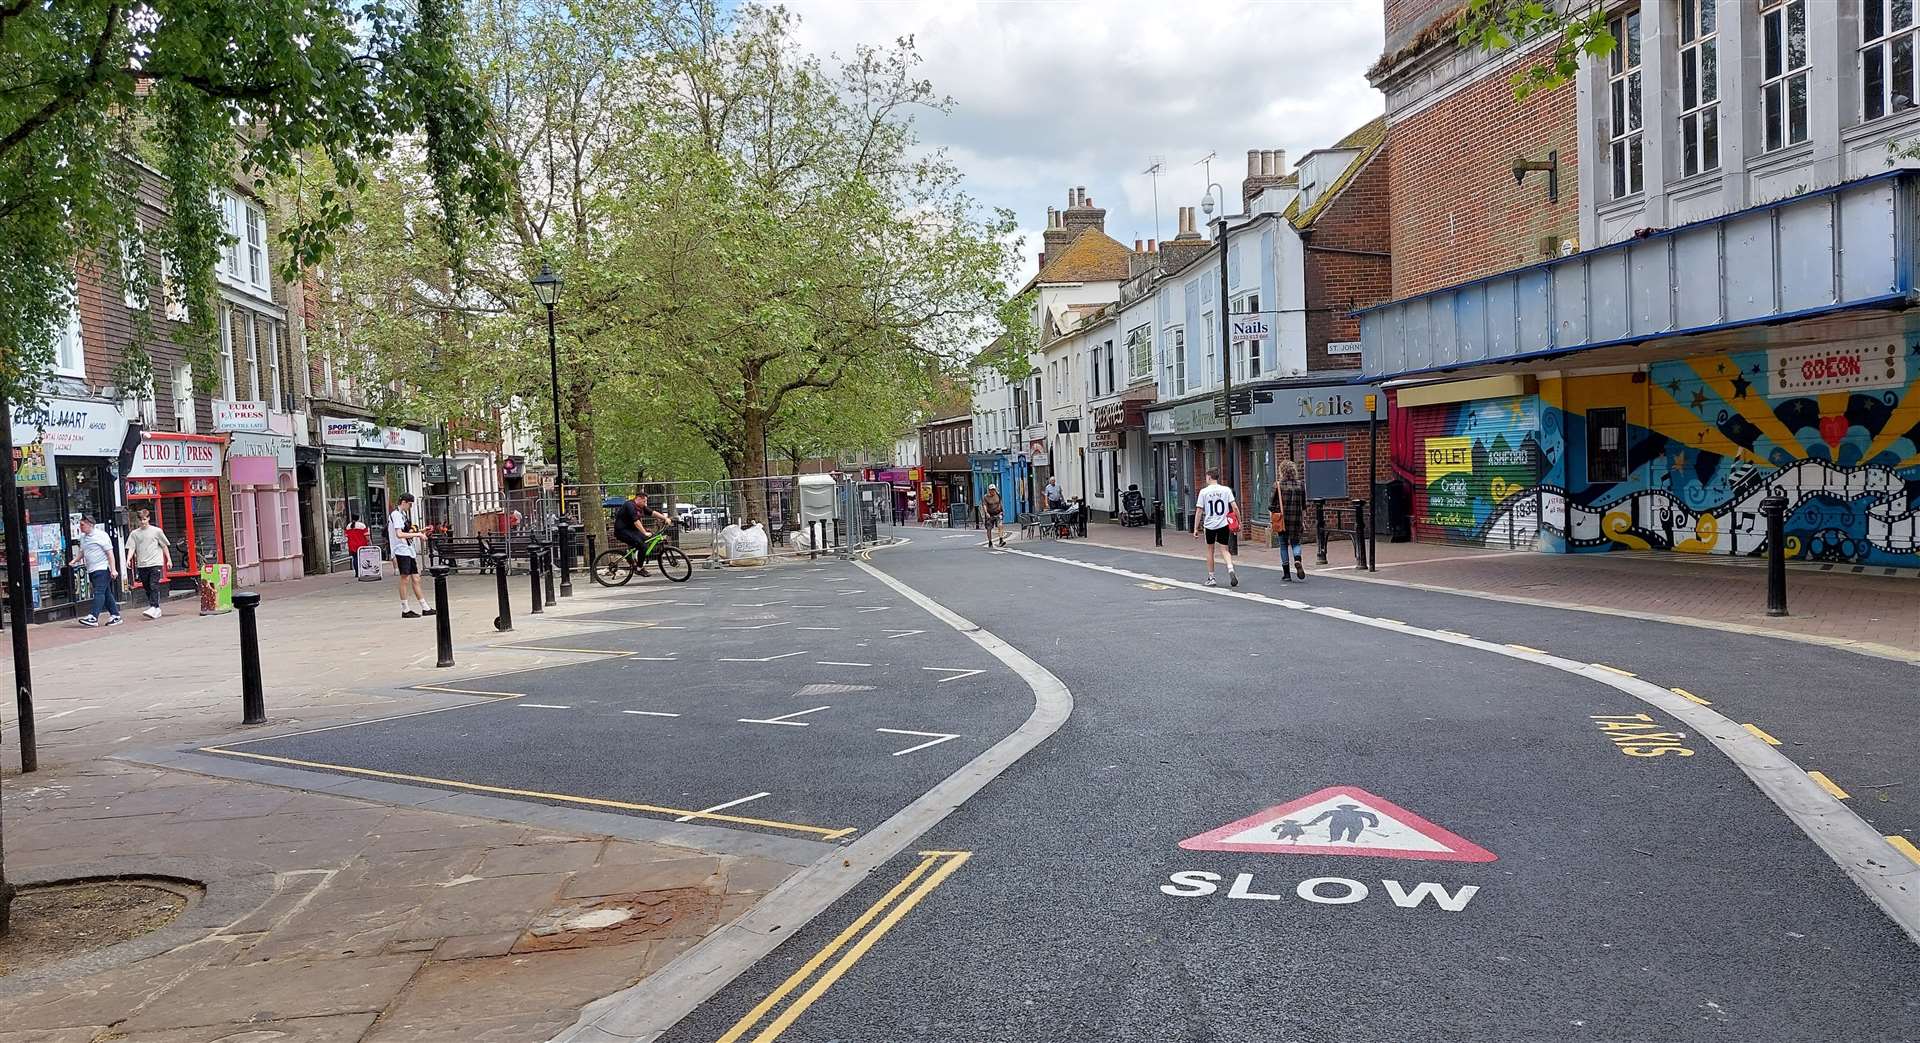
[1505, 643, 1547, 655]
[820, 827, 859, 841]
[724, 851, 971, 1043]
[1669, 686, 1711, 705]
[1592, 663, 1637, 677]
[1743, 723, 1783, 746]
[1886, 835, 1920, 865]
[197, 748, 851, 839]
[1807, 771, 1850, 800]
[411, 684, 526, 698]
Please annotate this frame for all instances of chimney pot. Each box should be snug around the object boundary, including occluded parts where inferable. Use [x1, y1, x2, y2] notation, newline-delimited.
[1247, 150, 1261, 176]
[1077, 186, 1088, 206]
[1135, 239, 1144, 252]
[1148, 238, 1157, 252]
[1067, 189, 1076, 209]
[1274, 149, 1286, 171]
[1262, 150, 1275, 176]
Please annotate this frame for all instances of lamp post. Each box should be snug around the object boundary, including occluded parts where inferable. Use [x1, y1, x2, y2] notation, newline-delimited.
[1201, 185, 1238, 496]
[529, 262, 571, 597]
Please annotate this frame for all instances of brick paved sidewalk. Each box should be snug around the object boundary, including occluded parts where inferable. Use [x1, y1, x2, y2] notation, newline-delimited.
[0, 569, 807, 1042]
[1076, 521, 1920, 659]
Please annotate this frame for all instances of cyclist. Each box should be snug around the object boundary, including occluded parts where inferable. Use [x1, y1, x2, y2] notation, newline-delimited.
[612, 491, 673, 576]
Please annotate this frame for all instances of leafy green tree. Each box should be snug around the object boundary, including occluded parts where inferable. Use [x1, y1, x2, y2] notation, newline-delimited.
[1455, 0, 1614, 99]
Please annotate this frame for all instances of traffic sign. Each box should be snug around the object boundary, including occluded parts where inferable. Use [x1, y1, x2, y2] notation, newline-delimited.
[1180, 785, 1497, 862]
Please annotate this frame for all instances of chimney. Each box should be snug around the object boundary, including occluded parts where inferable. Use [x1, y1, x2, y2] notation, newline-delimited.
[1158, 208, 1211, 271]
[1134, 239, 1144, 252]
[1147, 238, 1157, 253]
[1060, 185, 1107, 237]
[1042, 194, 1074, 263]
[1242, 148, 1290, 210]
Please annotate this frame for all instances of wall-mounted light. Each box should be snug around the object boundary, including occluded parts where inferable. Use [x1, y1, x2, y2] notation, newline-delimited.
[1512, 150, 1559, 203]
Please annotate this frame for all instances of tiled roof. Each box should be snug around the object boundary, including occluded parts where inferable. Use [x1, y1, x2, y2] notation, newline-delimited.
[1289, 116, 1387, 230]
[1022, 228, 1134, 291]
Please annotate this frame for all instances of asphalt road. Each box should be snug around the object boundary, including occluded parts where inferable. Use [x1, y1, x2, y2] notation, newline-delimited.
[655, 535, 1920, 1043]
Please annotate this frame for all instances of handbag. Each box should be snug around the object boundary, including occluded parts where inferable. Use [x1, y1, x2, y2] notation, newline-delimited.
[1227, 505, 1240, 534]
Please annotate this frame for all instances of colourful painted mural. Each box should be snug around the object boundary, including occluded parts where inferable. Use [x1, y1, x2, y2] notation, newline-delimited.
[1413, 342, 1920, 566]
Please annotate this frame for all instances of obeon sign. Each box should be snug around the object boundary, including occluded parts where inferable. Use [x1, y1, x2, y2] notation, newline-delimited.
[1771, 344, 1905, 394]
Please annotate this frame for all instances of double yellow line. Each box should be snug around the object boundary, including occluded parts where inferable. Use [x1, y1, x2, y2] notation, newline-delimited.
[716, 850, 972, 1043]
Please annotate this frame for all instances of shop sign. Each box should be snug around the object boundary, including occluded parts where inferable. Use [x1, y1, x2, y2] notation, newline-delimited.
[320, 415, 429, 454]
[14, 442, 51, 487]
[1230, 316, 1272, 344]
[128, 437, 224, 478]
[502, 455, 526, 479]
[1149, 385, 1386, 437]
[227, 431, 295, 468]
[1770, 344, 1906, 395]
[1326, 340, 1364, 356]
[212, 399, 270, 432]
[9, 396, 128, 459]
[1090, 431, 1121, 452]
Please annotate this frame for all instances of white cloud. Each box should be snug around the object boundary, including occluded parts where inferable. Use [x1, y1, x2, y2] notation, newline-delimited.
[785, 0, 1386, 262]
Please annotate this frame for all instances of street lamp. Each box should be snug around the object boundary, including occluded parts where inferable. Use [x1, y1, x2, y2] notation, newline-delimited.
[529, 261, 571, 596]
[1200, 185, 1239, 497]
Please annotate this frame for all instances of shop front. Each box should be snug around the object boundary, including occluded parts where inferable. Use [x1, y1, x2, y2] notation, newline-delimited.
[226, 428, 303, 586]
[124, 433, 226, 598]
[1090, 389, 1154, 519]
[318, 416, 426, 571]
[7, 396, 130, 621]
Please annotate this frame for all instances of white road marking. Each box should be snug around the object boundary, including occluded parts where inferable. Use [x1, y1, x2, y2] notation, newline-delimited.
[733, 602, 789, 608]
[816, 660, 872, 667]
[922, 667, 984, 683]
[882, 629, 925, 639]
[627, 656, 680, 661]
[738, 706, 831, 726]
[792, 604, 831, 609]
[521, 703, 572, 709]
[674, 791, 771, 822]
[722, 621, 790, 630]
[835, 590, 867, 596]
[622, 710, 682, 717]
[941, 534, 972, 540]
[45, 706, 100, 720]
[717, 650, 810, 662]
[796, 626, 841, 631]
[856, 607, 890, 614]
[875, 728, 961, 756]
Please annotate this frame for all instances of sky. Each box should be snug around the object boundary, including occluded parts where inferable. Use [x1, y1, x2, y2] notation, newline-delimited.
[784, 0, 1388, 275]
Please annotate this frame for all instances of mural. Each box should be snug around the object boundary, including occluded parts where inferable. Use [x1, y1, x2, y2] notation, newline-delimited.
[1421, 343, 1920, 566]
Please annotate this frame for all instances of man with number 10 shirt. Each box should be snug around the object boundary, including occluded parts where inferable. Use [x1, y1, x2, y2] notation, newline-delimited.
[1191, 469, 1238, 588]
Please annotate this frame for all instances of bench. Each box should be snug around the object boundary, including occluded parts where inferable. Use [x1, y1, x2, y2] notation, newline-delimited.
[429, 535, 495, 572]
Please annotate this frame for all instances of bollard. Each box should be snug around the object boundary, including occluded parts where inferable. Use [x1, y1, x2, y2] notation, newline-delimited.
[1153, 498, 1164, 547]
[586, 532, 598, 572]
[529, 546, 545, 615]
[1351, 498, 1368, 569]
[557, 519, 574, 598]
[543, 542, 557, 606]
[1761, 491, 1789, 617]
[1315, 499, 1329, 565]
[430, 565, 454, 668]
[492, 552, 513, 632]
[233, 590, 265, 724]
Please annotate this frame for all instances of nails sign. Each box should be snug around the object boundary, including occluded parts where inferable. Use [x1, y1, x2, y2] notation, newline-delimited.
[1180, 786, 1497, 863]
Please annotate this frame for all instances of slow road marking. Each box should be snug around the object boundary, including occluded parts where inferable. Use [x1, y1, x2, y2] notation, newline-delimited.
[714, 851, 970, 1042]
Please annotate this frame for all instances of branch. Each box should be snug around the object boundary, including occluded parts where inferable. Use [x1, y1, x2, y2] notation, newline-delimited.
[0, 4, 123, 161]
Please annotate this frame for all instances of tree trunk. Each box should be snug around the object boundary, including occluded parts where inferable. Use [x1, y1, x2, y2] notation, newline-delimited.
[568, 381, 602, 536]
[739, 409, 769, 526]
[1, 772, 11, 936]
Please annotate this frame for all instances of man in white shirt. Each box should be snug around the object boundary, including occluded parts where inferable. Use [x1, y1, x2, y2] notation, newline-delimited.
[388, 493, 432, 618]
[69, 516, 121, 626]
[1190, 469, 1238, 588]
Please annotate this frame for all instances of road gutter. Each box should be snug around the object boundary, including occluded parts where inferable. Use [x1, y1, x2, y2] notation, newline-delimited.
[549, 558, 1073, 1043]
[1007, 546, 1920, 946]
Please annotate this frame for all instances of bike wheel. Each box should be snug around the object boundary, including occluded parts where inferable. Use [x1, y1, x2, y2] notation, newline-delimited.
[591, 549, 635, 587]
[655, 546, 692, 583]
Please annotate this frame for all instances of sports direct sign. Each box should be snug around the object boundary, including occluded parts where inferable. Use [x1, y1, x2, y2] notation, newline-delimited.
[1770, 344, 1906, 395]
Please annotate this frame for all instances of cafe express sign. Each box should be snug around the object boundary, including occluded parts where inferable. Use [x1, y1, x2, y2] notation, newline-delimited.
[1147, 385, 1382, 437]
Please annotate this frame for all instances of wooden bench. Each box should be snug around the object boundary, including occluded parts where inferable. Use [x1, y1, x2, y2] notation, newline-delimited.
[429, 535, 495, 572]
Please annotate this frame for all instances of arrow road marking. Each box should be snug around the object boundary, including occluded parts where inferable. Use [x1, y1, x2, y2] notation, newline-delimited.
[876, 728, 960, 756]
[739, 706, 831, 727]
[675, 791, 771, 823]
[722, 621, 791, 630]
[922, 667, 984, 684]
[718, 650, 810, 663]
[882, 629, 925, 639]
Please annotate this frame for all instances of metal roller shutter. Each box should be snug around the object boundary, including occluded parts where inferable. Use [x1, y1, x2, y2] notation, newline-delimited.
[1409, 397, 1543, 547]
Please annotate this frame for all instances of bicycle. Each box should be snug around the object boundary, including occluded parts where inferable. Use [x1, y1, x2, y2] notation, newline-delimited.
[590, 525, 692, 585]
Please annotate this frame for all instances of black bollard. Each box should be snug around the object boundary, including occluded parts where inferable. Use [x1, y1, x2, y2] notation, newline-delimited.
[1315, 499, 1329, 565]
[543, 542, 557, 606]
[557, 519, 574, 598]
[1153, 498, 1164, 547]
[233, 590, 265, 724]
[1351, 498, 1368, 569]
[492, 552, 513, 632]
[586, 532, 597, 573]
[430, 565, 455, 668]
[1762, 491, 1789, 617]
[529, 546, 545, 615]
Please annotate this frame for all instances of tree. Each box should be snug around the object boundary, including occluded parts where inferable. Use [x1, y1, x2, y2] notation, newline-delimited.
[0, 0, 507, 936]
[1455, 0, 1614, 99]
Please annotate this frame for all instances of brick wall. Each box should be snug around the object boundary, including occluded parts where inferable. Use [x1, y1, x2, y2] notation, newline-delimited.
[1386, 38, 1580, 298]
[1269, 423, 1391, 545]
[1385, 0, 1459, 40]
[1302, 146, 1391, 372]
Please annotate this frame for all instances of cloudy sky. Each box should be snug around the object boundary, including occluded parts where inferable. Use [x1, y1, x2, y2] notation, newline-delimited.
[785, 0, 1388, 273]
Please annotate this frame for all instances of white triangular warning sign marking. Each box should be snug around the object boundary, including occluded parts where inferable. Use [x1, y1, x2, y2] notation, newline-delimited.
[1180, 786, 1496, 863]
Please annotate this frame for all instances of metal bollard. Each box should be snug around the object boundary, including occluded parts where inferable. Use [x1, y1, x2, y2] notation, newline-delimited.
[557, 519, 574, 598]
[1315, 499, 1329, 565]
[1351, 498, 1368, 569]
[492, 552, 513, 632]
[430, 565, 454, 668]
[1762, 491, 1789, 617]
[529, 546, 545, 615]
[1153, 498, 1164, 547]
[233, 590, 265, 724]
[543, 542, 557, 606]
[586, 532, 597, 572]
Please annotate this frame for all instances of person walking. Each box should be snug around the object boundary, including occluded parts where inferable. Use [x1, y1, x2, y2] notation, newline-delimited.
[1269, 460, 1307, 582]
[124, 508, 173, 618]
[388, 493, 432, 618]
[1190, 469, 1238, 587]
[69, 516, 121, 627]
[980, 485, 1007, 548]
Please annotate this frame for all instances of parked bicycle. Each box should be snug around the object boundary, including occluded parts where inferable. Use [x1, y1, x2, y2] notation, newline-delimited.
[590, 523, 692, 585]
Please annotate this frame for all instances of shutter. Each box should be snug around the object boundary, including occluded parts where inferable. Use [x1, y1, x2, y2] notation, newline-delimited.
[1410, 397, 1544, 547]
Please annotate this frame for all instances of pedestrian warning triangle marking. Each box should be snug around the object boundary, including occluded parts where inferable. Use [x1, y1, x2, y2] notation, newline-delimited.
[1180, 786, 1496, 863]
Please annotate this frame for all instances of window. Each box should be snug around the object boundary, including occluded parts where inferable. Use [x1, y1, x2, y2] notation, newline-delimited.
[245, 205, 266, 289]
[267, 320, 284, 408]
[1201, 310, 1216, 389]
[244, 314, 261, 399]
[1678, 0, 1720, 177]
[1862, 0, 1919, 121]
[1170, 327, 1187, 396]
[120, 229, 146, 309]
[1104, 341, 1116, 396]
[158, 254, 189, 321]
[1232, 292, 1263, 380]
[1588, 407, 1631, 482]
[218, 307, 237, 400]
[51, 296, 84, 377]
[220, 193, 242, 278]
[1126, 323, 1152, 382]
[1608, 8, 1644, 198]
[1761, 0, 1809, 151]
[122, 389, 156, 427]
[172, 362, 196, 433]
